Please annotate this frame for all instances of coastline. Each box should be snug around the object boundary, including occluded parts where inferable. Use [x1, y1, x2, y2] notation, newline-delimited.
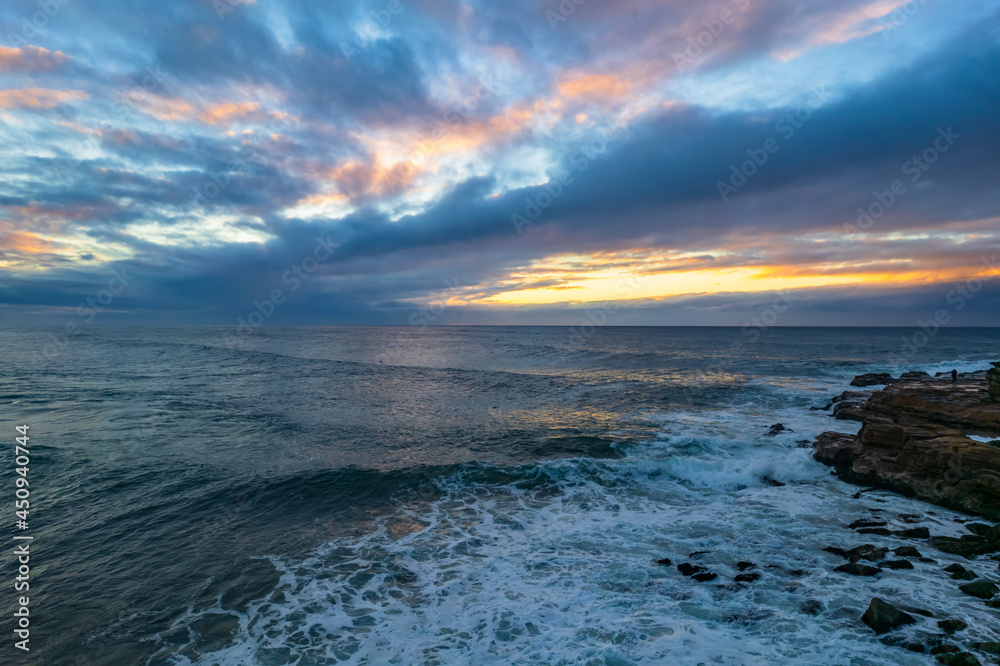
[804, 364, 1000, 663]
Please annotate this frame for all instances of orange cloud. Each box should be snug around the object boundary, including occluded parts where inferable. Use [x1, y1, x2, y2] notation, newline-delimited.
[323, 158, 417, 200]
[0, 88, 87, 109]
[774, 0, 912, 61]
[0, 45, 71, 72]
[556, 72, 633, 100]
[197, 101, 261, 124]
[0, 231, 56, 254]
[124, 91, 195, 121]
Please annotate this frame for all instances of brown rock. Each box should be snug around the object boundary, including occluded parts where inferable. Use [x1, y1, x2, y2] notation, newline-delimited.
[812, 370, 1000, 520]
[851, 373, 894, 387]
[986, 362, 1000, 402]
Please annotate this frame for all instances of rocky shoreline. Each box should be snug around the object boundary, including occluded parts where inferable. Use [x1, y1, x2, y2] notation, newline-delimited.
[809, 364, 1000, 663]
[654, 364, 1000, 665]
[812, 365, 1000, 520]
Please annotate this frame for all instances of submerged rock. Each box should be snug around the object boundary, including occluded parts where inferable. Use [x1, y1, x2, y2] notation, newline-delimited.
[935, 653, 981, 666]
[894, 527, 931, 539]
[736, 561, 756, 571]
[937, 619, 968, 634]
[849, 518, 888, 529]
[800, 599, 824, 615]
[676, 563, 705, 576]
[972, 641, 1000, 654]
[655, 557, 672, 566]
[765, 423, 793, 436]
[943, 564, 978, 581]
[691, 572, 717, 582]
[932, 536, 998, 558]
[734, 572, 760, 583]
[879, 559, 914, 570]
[861, 597, 916, 634]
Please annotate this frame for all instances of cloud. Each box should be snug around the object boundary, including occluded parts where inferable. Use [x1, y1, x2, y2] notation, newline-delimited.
[0, 45, 71, 72]
[0, 0, 997, 326]
[0, 88, 87, 109]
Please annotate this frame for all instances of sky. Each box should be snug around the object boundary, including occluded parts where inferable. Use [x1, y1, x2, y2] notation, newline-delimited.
[1, 0, 999, 327]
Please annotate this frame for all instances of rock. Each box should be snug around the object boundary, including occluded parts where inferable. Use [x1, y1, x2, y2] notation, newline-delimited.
[734, 572, 760, 583]
[986, 362, 1000, 403]
[894, 527, 931, 539]
[835, 562, 882, 576]
[736, 561, 756, 571]
[764, 478, 786, 487]
[691, 572, 717, 582]
[812, 371, 1000, 520]
[765, 423, 793, 436]
[801, 599, 823, 615]
[937, 619, 967, 634]
[823, 544, 889, 562]
[861, 597, 916, 634]
[848, 545, 889, 562]
[932, 644, 961, 655]
[858, 528, 891, 536]
[958, 580, 999, 599]
[849, 518, 888, 529]
[676, 563, 705, 576]
[972, 642, 1000, 654]
[964, 523, 993, 536]
[944, 564, 978, 581]
[851, 373, 894, 387]
[894, 546, 922, 557]
[932, 536, 997, 558]
[655, 557, 672, 566]
[899, 371, 931, 381]
[935, 653, 981, 666]
[879, 559, 914, 570]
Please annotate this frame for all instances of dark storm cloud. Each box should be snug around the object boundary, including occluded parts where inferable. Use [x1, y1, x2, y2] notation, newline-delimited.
[1, 0, 998, 325]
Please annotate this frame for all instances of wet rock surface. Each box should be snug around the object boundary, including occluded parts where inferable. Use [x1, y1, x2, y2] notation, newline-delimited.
[862, 598, 916, 634]
[813, 369, 1000, 520]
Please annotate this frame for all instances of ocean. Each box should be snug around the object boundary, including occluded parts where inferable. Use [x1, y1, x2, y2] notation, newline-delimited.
[2, 326, 999, 665]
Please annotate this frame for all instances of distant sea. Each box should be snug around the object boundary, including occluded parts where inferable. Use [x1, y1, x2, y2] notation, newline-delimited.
[2, 326, 998, 665]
